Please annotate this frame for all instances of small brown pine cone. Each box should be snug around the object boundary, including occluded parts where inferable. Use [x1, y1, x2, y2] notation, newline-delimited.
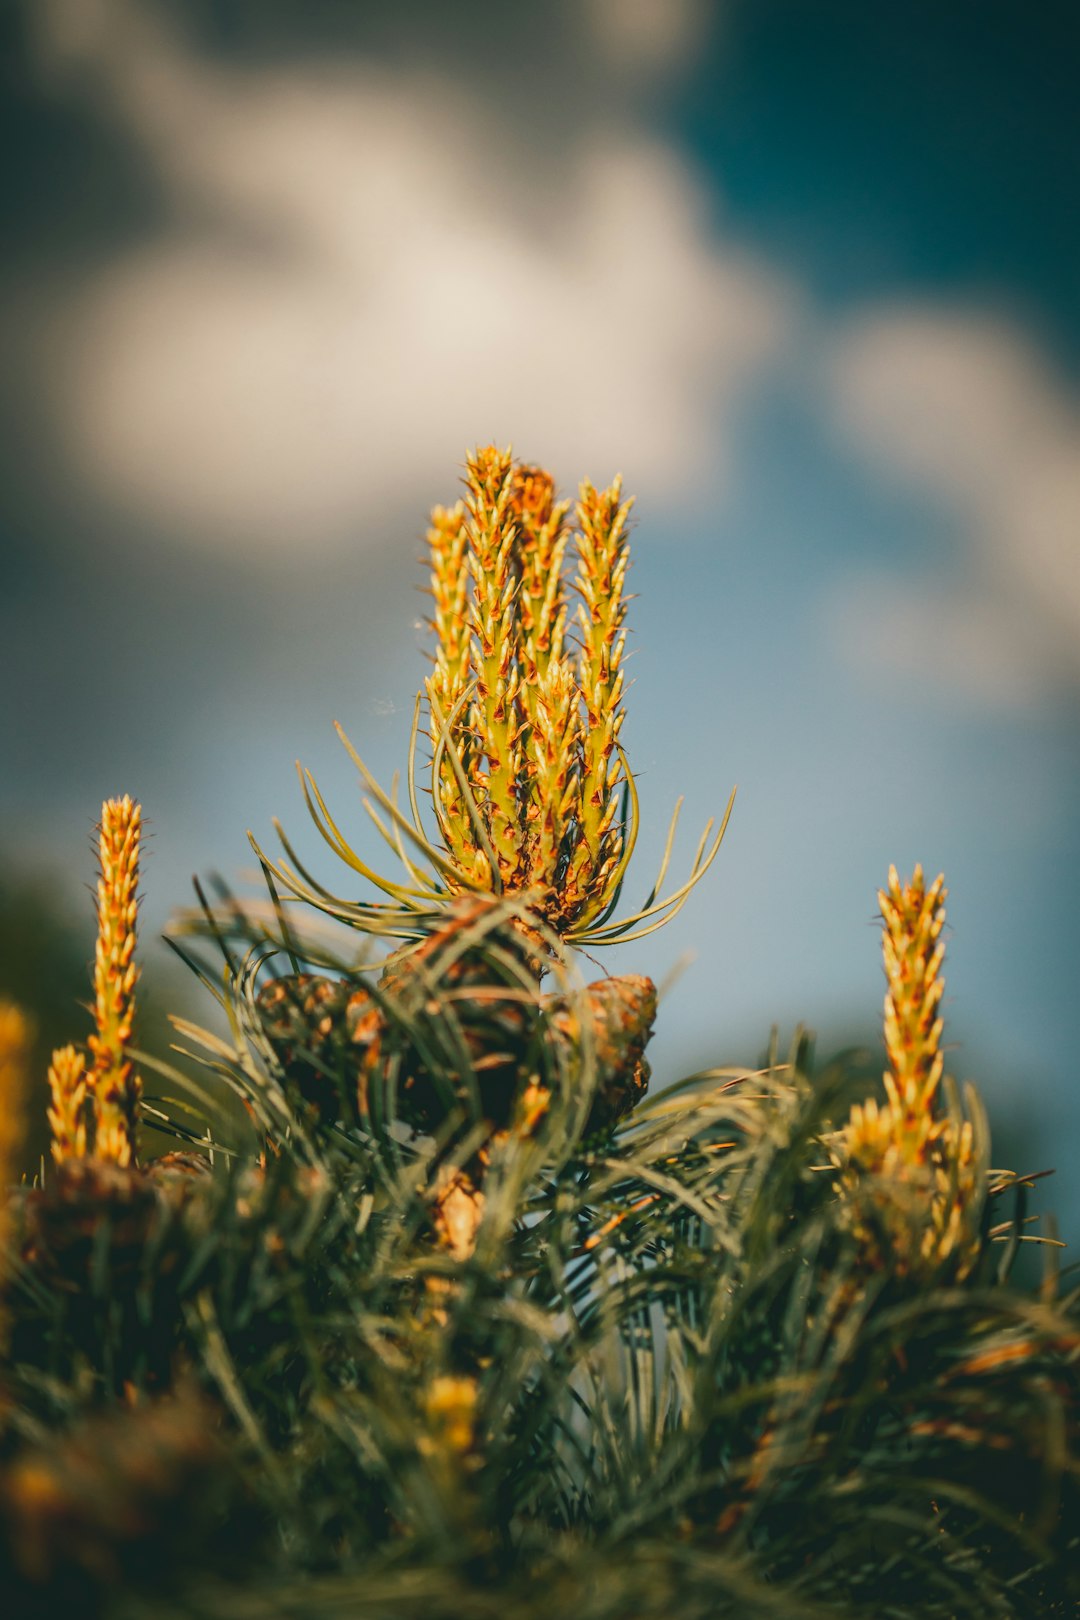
[22, 1158, 161, 1293]
[255, 911, 656, 1145]
[377, 898, 542, 1130]
[549, 973, 656, 1133]
[143, 1152, 213, 1215]
[256, 972, 382, 1126]
[145, 1151, 211, 1181]
[256, 899, 544, 1137]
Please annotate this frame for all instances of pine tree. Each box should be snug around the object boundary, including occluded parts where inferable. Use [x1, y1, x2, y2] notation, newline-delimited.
[0, 449, 1076, 1619]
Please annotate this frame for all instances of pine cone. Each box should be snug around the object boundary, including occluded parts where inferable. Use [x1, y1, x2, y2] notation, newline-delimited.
[22, 1159, 161, 1293]
[144, 1151, 212, 1183]
[561, 973, 656, 1133]
[256, 899, 540, 1134]
[254, 972, 380, 1127]
[379, 898, 542, 1130]
[256, 899, 655, 1141]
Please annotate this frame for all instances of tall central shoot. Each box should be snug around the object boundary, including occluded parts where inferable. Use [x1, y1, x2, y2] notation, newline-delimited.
[426, 447, 633, 935]
[252, 445, 730, 953]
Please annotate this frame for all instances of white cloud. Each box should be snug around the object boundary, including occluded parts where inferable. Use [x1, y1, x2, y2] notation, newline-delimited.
[826, 308, 1080, 702]
[26, 0, 789, 552]
[824, 572, 1071, 711]
[585, 0, 713, 77]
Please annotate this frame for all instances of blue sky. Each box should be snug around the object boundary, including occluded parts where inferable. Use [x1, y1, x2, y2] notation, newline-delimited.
[2, 0, 1078, 1230]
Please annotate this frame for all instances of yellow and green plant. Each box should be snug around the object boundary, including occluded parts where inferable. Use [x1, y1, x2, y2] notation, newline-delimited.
[1, 449, 1076, 1620]
[836, 864, 985, 1276]
[255, 446, 733, 952]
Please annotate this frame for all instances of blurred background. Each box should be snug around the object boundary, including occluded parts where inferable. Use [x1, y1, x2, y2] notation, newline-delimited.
[2, 0, 1078, 1229]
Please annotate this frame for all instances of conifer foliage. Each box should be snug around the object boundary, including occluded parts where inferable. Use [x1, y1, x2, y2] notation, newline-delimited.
[1, 450, 1077, 1618]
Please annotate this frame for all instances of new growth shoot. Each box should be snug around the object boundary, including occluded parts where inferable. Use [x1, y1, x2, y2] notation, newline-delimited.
[44, 796, 144, 1168]
[839, 865, 984, 1276]
[256, 446, 734, 953]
